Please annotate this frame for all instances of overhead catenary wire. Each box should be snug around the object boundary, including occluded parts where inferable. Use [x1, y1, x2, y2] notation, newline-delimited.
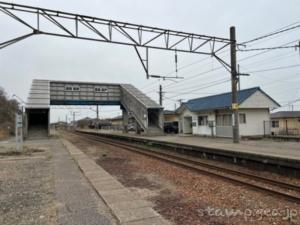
[148, 49, 300, 97]
[166, 22, 300, 88]
[238, 43, 300, 52]
[245, 64, 300, 74]
[240, 22, 300, 45]
[166, 78, 231, 99]
[151, 20, 300, 93]
[141, 20, 300, 95]
[160, 42, 295, 92]
[147, 22, 300, 107]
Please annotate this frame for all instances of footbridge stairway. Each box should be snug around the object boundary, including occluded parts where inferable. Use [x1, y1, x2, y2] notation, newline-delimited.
[120, 84, 163, 135]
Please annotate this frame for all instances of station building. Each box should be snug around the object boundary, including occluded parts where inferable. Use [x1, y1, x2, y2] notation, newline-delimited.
[176, 87, 280, 137]
[270, 111, 300, 136]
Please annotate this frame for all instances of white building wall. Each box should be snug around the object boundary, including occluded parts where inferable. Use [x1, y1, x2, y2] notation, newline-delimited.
[192, 112, 216, 136]
[239, 91, 279, 109]
[179, 108, 196, 134]
[178, 107, 271, 137]
[179, 108, 216, 135]
[239, 108, 270, 136]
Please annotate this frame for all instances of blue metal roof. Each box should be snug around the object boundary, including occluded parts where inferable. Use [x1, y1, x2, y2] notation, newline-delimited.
[183, 87, 262, 112]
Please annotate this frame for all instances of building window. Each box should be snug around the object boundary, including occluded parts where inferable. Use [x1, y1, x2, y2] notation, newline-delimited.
[216, 115, 222, 126]
[94, 87, 108, 92]
[198, 116, 208, 126]
[65, 85, 73, 91]
[272, 121, 279, 128]
[239, 114, 246, 124]
[72, 86, 80, 91]
[216, 114, 232, 126]
[65, 85, 80, 91]
[223, 114, 232, 126]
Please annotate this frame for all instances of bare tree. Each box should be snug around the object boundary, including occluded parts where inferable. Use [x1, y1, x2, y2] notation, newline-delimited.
[0, 87, 19, 138]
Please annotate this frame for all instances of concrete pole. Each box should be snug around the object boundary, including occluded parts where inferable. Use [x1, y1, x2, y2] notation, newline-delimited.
[96, 105, 99, 132]
[73, 111, 75, 129]
[230, 26, 240, 143]
[96, 105, 99, 120]
[159, 85, 163, 106]
[122, 109, 129, 133]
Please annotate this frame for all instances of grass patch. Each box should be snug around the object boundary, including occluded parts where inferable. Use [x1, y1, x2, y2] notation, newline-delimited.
[0, 146, 45, 156]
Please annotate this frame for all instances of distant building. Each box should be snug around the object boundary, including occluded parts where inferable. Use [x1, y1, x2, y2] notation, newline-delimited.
[75, 117, 92, 129]
[163, 110, 179, 123]
[110, 115, 123, 126]
[50, 121, 67, 129]
[270, 111, 300, 136]
[73, 117, 111, 129]
[163, 110, 179, 134]
[176, 87, 280, 137]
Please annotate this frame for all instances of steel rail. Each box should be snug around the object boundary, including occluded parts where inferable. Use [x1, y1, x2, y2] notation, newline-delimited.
[72, 131, 300, 203]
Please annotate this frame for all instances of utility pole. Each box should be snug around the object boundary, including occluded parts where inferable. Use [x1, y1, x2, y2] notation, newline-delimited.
[96, 105, 99, 120]
[73, 112, 75, 125]
[230, 26, 240, 143]
[96, 105, 99, 133]
[159, 85, 163, 106]
[238, 65, 241, 91]
[178, 99, 184, 106]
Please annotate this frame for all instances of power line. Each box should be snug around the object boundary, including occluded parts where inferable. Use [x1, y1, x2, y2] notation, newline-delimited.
[142, 49, 230, 92]
[146, 27, 300, 95]
[163, 66, 225, 91]
[245, 64, 300, 74]
[167, 78, 230, 99]
[241, 52, 297, 68]
[241, 22, 300, 45]
[150, 47, 299, 95]
[258, 73, 300, 84]
[238, 43, 300, 52]
[157, 39, 300, 92]
[238, 38, 300, 62]
[143, 21, 300, 93]
[165, 91, 217, 95]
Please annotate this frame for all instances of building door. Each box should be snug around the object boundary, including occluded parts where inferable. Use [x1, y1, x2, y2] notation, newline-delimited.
[183, 116, 192, 134]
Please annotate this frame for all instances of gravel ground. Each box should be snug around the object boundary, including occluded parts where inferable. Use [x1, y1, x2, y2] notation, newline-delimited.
[63, 132, 300, 225]
[0, 144, 56, 225]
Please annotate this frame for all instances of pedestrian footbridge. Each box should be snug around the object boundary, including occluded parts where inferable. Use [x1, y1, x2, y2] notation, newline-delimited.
[25, 79, 163, 137]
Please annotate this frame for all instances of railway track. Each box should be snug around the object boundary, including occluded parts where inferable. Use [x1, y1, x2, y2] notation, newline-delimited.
[72, 131, 300, 203]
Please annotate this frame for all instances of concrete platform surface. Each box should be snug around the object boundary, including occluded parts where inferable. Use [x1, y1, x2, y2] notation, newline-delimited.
[61, 139, 171, 225]
[0, 138, 118, 225]
[79, 129, 300, 162]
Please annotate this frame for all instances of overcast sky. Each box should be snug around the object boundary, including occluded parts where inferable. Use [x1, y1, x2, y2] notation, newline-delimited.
[1, 0, 300, 122]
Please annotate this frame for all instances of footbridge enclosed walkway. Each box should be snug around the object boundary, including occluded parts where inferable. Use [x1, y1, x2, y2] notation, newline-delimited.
[25, 79, 163, 137]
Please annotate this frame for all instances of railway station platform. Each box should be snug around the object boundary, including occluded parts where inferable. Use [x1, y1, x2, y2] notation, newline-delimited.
[77, 129, 300, 171]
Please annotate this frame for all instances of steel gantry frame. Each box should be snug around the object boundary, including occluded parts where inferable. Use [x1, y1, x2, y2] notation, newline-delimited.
[0, 1, 240, 143]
